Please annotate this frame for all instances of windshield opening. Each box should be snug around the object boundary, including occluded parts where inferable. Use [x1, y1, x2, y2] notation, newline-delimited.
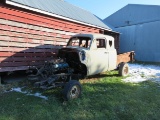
[67, 37, 91, 48]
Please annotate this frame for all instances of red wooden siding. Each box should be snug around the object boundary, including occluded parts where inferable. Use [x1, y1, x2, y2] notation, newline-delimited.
[0, 4, 102, 72]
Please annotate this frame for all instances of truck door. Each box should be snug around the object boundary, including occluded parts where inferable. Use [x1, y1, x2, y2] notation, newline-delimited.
[107, 37, 117, 71]
[88, 38, 109, 75]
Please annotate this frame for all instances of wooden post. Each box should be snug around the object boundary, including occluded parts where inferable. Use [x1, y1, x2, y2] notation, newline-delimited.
[0, 75, 1, 85]
[0, 73, 4, 85]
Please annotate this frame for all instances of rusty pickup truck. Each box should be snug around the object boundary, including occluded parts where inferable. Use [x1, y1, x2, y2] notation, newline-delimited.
[28, 33, 134, 100]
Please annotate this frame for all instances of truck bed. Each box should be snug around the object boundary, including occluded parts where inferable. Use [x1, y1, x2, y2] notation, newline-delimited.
[117, 51, 135, 65]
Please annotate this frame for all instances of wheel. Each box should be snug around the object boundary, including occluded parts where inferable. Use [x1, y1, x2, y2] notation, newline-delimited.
[62, 80, 82, 101]
[118, 62, 129, 76]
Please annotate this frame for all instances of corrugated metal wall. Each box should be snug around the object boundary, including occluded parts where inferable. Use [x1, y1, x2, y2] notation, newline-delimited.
[0, 4, 100, 72]
[104, 4, 160, 28]
[104, 4, 160, 62]
[116, 21, 160, 62]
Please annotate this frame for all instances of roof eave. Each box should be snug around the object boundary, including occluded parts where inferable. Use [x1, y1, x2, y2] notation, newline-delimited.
[6, 0, 111, 31]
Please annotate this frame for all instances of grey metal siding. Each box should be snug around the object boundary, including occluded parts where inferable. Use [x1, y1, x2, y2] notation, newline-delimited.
[116, 21, 160, 62]
[104, 4, 160, 62]
[104, 4, 160, 28]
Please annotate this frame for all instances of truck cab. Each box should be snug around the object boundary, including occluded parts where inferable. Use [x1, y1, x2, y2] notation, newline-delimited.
[58, 34, 117, 76]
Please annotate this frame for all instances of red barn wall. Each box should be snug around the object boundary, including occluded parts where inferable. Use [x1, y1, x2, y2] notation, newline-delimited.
[0, 3, 101, 72]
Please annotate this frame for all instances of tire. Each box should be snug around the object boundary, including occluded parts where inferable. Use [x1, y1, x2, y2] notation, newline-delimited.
[62, 80, 82, 101]
[118, 62, 129, 76]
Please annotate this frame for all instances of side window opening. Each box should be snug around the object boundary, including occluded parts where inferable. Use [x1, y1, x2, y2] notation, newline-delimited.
[96, 39, 106, 48]
[109, 40, 112, 47]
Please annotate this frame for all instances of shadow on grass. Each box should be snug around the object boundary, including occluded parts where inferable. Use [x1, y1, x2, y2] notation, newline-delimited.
[1, 76, 160, 120]
[86, 73, 120, 79]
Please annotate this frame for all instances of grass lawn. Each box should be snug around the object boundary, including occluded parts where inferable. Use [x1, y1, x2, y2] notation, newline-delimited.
[0, 71, 160, 120]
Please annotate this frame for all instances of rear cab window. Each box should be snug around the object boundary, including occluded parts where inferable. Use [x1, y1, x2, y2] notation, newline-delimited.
[96, 38, 106, 49]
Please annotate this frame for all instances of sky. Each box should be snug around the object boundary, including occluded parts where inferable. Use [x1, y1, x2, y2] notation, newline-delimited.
[65, 0, 160, 19]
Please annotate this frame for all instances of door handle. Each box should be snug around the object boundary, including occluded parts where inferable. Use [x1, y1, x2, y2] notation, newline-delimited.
[104, 52, 108, 54]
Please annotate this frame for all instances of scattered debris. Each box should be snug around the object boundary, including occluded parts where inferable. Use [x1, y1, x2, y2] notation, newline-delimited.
[1, 63, 160, 99]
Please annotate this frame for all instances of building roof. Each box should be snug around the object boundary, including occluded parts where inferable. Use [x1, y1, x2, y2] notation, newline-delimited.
[103, 4, 160, 28]
[5, 0, 111, 30]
